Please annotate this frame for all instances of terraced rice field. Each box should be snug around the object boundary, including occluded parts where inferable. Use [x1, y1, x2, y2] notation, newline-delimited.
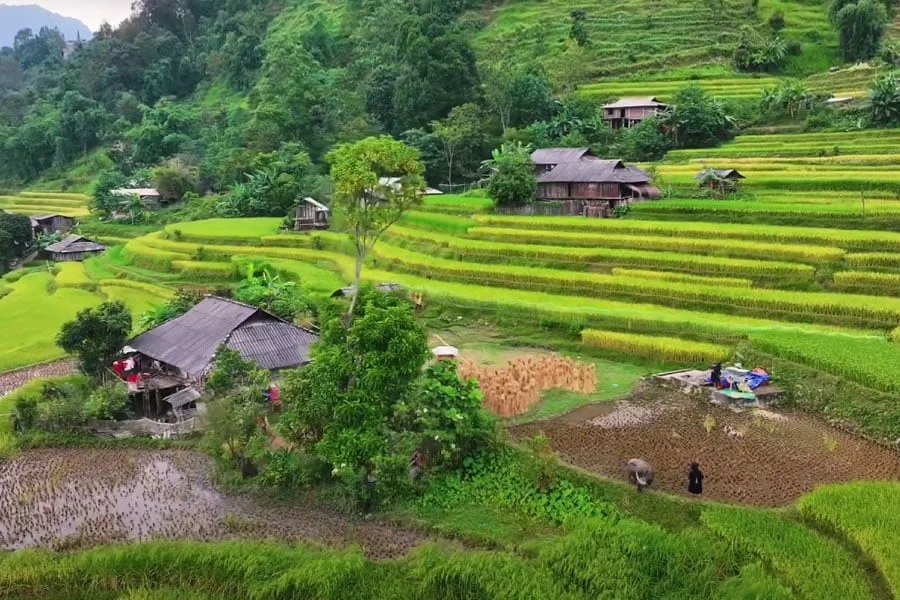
[474, 0, 835, 81]
[11, 124, 900, 443]
[635, 129, 900, 227]
[580, 65, 886, 103]
[0, 192, 90, 217]
[92, 207, 900, 443]
[0, 265, 171, 373]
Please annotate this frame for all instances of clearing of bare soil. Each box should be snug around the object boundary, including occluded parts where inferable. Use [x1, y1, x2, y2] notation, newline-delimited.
[510, 383, 900, 507]
[0, 449, 426, 559]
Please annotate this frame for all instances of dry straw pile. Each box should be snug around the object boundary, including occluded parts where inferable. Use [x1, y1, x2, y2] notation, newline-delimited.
[459, 356, 596, 417]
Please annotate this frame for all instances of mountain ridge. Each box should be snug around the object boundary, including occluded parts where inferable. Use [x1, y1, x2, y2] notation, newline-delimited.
[0, 4, 92, 47]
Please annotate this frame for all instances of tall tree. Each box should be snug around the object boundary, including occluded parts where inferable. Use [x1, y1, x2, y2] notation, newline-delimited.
[483, 142, 537, 207]
[57, 301, 133, 377]
[830, 0, 887, 61]
[0, 212, 33, 272]
[431, 103, 487, 188]
[327, 136, 424, 321]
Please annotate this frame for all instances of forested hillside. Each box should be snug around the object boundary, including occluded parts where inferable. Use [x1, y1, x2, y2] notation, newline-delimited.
[1, 0, 893, 199]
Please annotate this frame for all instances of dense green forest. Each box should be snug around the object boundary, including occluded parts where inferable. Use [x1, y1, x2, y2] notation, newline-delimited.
[1, 0, 897, 209]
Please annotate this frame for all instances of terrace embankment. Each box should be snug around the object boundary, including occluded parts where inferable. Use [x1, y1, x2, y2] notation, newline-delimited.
[510, 383, 900, 507]
[0, 448, 427, 559]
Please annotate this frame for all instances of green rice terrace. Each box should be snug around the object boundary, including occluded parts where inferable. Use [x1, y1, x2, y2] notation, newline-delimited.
[3, 0, 900, 595]
[4, 133, 900, 598]
[3, 188, 900, 597]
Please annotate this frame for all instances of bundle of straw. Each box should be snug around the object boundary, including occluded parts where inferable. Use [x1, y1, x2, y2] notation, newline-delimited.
[459, 356, 596, 417]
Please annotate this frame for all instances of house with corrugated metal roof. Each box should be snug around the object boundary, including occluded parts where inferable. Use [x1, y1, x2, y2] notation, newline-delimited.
[602, 97, 670, 129]
[124, 296, 319, 416]
[129, 296, 318, 381]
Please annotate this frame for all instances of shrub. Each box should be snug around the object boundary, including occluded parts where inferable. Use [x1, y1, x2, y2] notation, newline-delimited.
[484, 143, 537, 207]
[257, 451, 329, 489]
[83, 384, 130, 421]
[152, 158, 201, 202]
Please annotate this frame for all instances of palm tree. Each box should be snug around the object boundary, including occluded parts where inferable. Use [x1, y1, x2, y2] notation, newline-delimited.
[119, 193, 145, 225]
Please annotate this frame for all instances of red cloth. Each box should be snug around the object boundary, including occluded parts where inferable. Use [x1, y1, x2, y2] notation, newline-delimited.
[112, 361, 126, 379]
[126, 373, 143, 384]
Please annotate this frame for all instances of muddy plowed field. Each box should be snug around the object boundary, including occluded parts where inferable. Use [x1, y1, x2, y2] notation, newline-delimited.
[511, 385, 900, 506]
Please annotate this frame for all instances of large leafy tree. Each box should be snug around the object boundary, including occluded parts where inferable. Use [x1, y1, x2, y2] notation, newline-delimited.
[56, 91, 110, 161]
[829, 0, 887, 61]
[660, 86, 737, 149]
[57, 301, 133, 377]
[431, 103, 488, 188]
[0, 212, 33, 272]
[483, 142, 537, 207]
[280, 289, 494, 506]
[327, 136, 424, 320]
[279, 289, 426, 501]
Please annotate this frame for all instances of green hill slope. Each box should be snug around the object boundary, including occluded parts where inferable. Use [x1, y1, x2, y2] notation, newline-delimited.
[471, 0, 838, 83]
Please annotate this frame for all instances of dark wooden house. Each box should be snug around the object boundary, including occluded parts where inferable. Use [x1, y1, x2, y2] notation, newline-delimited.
[694, 168, 745, 195]
[45, 234, 106, 262]
[536, 158, 660, 216]
[603, 97, 669, 129]
[126, 296, 319, 416]
[292, 197, 330, 231]
[530, 148, 596, 175]
[30, 214, 75, 237]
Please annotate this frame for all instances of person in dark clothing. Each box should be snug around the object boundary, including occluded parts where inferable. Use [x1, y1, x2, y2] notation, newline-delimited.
[688, 462, 704, 495]
[710, 363, 722, 387]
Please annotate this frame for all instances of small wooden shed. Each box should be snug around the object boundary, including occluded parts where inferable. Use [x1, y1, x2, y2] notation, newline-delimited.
[45, 234, 107, 262]
[292, 197, 330, 231]
[30, 214, 75, 237]
[694, 168, 746, 195]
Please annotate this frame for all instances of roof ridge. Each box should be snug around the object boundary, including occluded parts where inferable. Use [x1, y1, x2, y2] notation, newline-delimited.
[204, 295, 316, 333]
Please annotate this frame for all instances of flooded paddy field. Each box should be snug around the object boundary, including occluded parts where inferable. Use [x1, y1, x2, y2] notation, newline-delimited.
[0, 449, 426, 559]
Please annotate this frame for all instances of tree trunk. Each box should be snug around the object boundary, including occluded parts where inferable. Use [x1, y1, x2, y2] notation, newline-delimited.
[346, 245, 365, 327]
[447, 150, 454, 188]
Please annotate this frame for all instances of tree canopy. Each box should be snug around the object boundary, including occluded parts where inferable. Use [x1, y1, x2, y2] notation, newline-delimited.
[0, 211, 32, 272]
[327, 135, 424, 319]
[57, 301, 132, 377]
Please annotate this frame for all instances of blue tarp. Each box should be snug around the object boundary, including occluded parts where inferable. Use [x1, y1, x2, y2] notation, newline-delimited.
[744, 369, 771, 390]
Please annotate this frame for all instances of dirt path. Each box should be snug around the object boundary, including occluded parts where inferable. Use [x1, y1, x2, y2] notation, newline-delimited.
[0, 360, 76, 397]
[510, 384, 900, 507]
[0, 448, 428, 559]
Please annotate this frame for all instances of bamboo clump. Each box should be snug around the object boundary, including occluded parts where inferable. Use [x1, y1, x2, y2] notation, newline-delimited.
[459, 356, 596, 417]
